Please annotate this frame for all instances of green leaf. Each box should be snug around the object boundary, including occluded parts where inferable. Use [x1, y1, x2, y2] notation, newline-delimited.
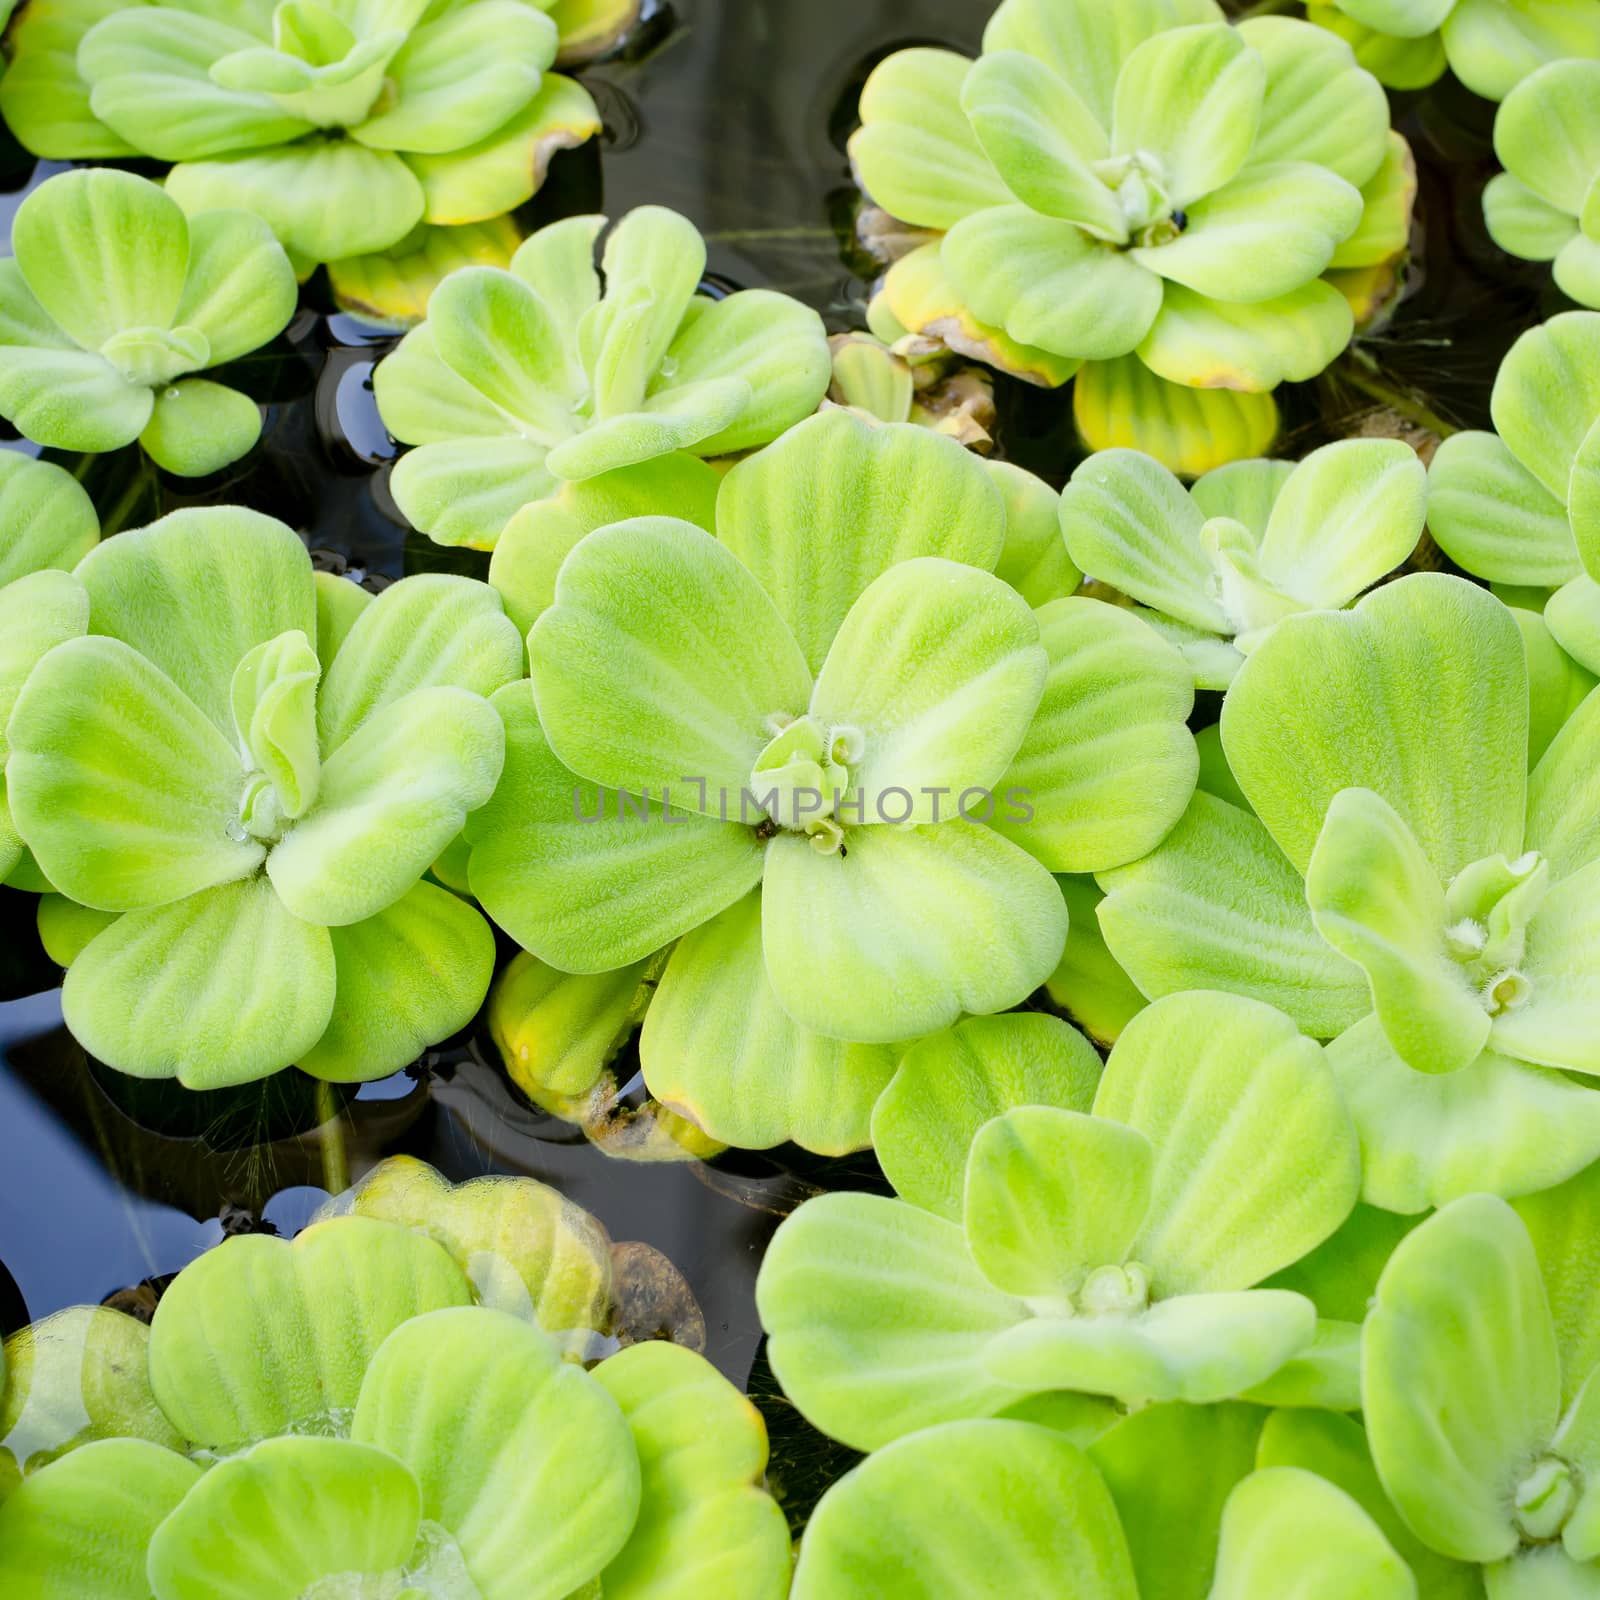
[465, 685, 764, 970]
[268, 686, 503, 926]
[35, 895, 118, 967]
[1193, 457, 1296, 536]
[1496, 60, 1600, 219]
[1485, 172, 1578, 263]
[716, 408, 1006, 674]
[1088, 1403, 1263, 1600]
[1491, 311, 1600, 506]
[317, 571, 523, 751]
[1334, 0, 1450, 33]
[1135, 279, 1354, 391]
[1095, 990, 1359, 1293]
[166, 140, 427, 263]
[872, 1011, 1103, 1220]
[1256, 439, 1426, 606]
[298, 881, 496, 1082]
[992, 597, 1199, 872]
[1450, 0, 1600, 101]
[11, 168, 189, 352]
[488, 455, 720, 639]
[78, 7, 314, 159]
[1097, 790, 1370, 1037]
[592, 1341, 792, 1600]
[7, 635, 263, 911]
[1427, 430, 1580, 587]
[943, 205, 1164, 360]
[509, 213, 603, 328]
[174, 206, 298, 364]
[1364, 1194, 1560, 1563]
[809, 557, 1045, 819]
[1240, 15, 1392, 186]
[230, 628, 321, 821]
[1239, 1318, 1363, 1411]
[147, 1214, 472, 1449]
[1133, 162, 1363, 303]
[0, 261, 155, 452]
[374, 319, 512, 444]
[1555, 233, 1600, 309]
[1483, 1547, 1600, 1599]
[848, 47, 1013, 230]
[1516, 1159, 1600, 1409]
[1328, 1014, 1600, 1212]
[1044, 875, 1149, 1045]
[1112, 23, 1264, 206]
[1222, 574, 1529, 877]
[544, 377, 752, 481]
[76, 505, 315, 733]
[756, 1191, 1032, 1451]
[965, 1106, 1154, 1299]
[0, 0, 142, 160]
[990, 460, 1083, 607]
[61, 875, 337, 1087]
[1519, 604, 1600, 763]
[1492, 858, 1600, 1075]
[354, 1307, 640, 1600]
[140, 377, 265, 477]
[405, 72, 601, 225]
[0, 452, 98, 586]
[0, 1440, 202, 1600]
[0, 1305, 185, 1492]
[529, 517, 812, 802]
[1209, 1467, 1418, 1600]
[760, 820, 1067, 1042]
[1307, 787, 1491, 1076]
[791, 1420, 1139, 1600]
[982, 0, 1226, 128]
[649, 289, 831, 460]
[147, 1435, 422, 1600]
[1526, 677, 1600, 877]
[388, 434, 558, 551]
[961, 51, 1125, 242]
[353, 0, 556, 153]
[639, 891, 900, 1154]
[983, 1289, 1316, 1405]
[1331, 130, 1417, 269]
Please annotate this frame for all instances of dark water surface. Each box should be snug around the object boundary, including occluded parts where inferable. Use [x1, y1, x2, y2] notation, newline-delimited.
[0, 0, 1569, 1517]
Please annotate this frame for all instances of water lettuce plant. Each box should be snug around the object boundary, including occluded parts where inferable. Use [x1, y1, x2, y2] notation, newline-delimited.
[852, 4, 1404, 470]
[6, 507, 524, 1087]
[827, 329, 997, 452]
[1060, 438, 1428, 686]
[757, 993, 1360, 1450]
[0, 0, 602, 267]
[466, 409, 1198, 1151]
[0, 168, 297, 475]
[0, 1205, 791, 1598]
[1363, 1173, 1600, 1599]
[1310, 0, 1600, 98]
[1098, 572, 1600, 1213]
[374, 207, 833, 549]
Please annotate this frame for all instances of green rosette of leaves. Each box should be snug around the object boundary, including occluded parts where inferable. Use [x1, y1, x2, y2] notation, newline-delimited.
[1060, 438, 1428, 687]
[1309, 0, 1600, 99]
[0, 169, 297, 476]
[466, 408, 1199, 1153]
[0, 0, 602, 268]
[0, 1206, 790, 1599]
[0, 451, 99, 891]
[1099, 570, 1600, 1214]
[851, 2, 1405, 474]
[5, 506, 524, 1089]
[373, 207, 834, 550]
[1487, 64, 1600, 311]
[757, 993, 1360, 1451]
[1427, 313, 1600, 685]
[1361, 1171, 1600, 1599]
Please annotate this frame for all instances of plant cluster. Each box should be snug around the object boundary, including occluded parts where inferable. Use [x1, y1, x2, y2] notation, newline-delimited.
[9, 0, 1600, 1590]
[0, 1160, 791, 1597]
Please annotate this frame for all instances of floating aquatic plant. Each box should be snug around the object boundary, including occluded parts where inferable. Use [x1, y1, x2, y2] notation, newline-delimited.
[466, 409, 1198, 1152]
[1098, 572, 1600, 1212]
[826, 329, 997, 451]
[852, 3, 1410, 471]
[0, 1190, 790, 1597]
[1060, 438, 1428, 686]
[0, 0, 602, 266]
[757, 993, 1360, 1449]
[0, 168, 296, 475]
[374, 207, 833, 549]
[6, 507, 522, 1087]
[1488, 67, 1600, 309]
[1310, 0, 1600, 99]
